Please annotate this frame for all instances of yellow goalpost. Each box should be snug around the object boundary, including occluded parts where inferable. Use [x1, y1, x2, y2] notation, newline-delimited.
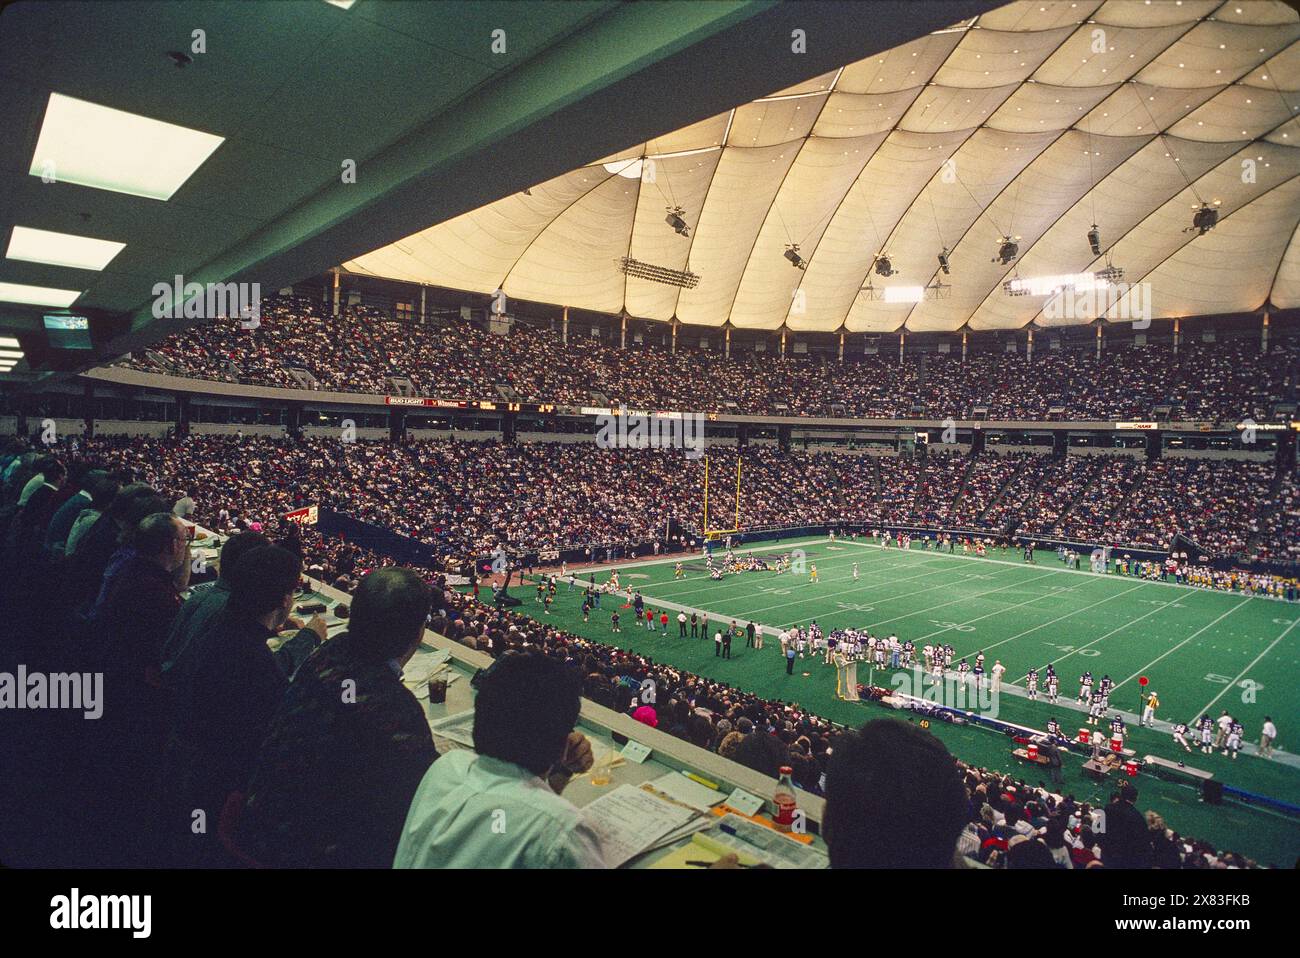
[702, 455, 742, 538]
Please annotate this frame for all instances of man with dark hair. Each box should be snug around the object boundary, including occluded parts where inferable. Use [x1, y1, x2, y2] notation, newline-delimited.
[45, 468, 110, 558]
[161, 530, 270, 672]
[94, 512, 191, 687]
[64, 474, 120, 556]
[163, 545, 323, 865]
[5, 457, 65, 560]
[823, 719, 968, 868]
[79, 511, 190, 866]
[732, 731, 790, 779]
[240, 568, 438, 868]
[1097, 786, 1154, 869]
[65, 483, 170, 615]
[394, 652, 605, 868]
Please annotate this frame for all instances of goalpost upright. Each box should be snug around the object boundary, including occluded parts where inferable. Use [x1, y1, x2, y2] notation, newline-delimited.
[702, 455, 741, 538]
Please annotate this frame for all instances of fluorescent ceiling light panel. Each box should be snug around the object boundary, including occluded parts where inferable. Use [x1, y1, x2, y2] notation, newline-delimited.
[0, 337, 19, 348]
[0, 281, 82, 307]
[7, 226, 126, 271]
[324, 0, 357, 8]
[28, 93, 225, 201]
[0, 350, 24, 359]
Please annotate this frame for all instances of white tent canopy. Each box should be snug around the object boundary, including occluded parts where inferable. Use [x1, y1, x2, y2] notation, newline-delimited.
[345, 0, 1300, 333]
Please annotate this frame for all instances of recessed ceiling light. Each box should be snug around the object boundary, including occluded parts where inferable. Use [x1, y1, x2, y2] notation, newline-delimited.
[0, 281, 82, 307]
[28, 93, 224, 201]
[6, 225, 125, 271]
[323, 0, 357, 8]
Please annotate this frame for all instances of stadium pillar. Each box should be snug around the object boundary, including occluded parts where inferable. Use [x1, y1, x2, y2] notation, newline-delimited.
[898, 332, 904, 364]
[725, 326, 731, 359]
[332, 268, 341, 318]
[971, 428, 985, 455]
[1027, 328, 1034, 363]
[671, 319, 678, 355]
[961, 331, 967, 363]
[82, 380, 96, 440]
[737, 423, 749, 449]
[780, 327, 786, 358]
[1173, 317, 1180, 355]
[501, 411, 517, 444]
[562, 306, 569, 344]
[286, 403, 302, 436]
[778, 424, 791, 452]
[620, 313, 627, 349]
[420, 285, 426, 325]
[1278, 426, 1296, 474]
[838, 331, 845, 362]
[1146, 430, 1161, 461]
[1261, 311, 1269, 354]
[1096, 324, 1102, 360]
[388, 407, 405, 443]
[174, 394, 190, 439]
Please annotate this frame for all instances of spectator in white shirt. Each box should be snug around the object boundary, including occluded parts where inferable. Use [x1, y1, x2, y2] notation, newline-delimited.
[1260, 717, 1278, 758]
[393, 653, 605, 869]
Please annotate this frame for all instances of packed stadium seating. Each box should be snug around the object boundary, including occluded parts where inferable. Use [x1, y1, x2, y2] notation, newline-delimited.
[0, 435, 1279, 870]
[124, 297, 1300, 422]
[23, 435, 1293, 571]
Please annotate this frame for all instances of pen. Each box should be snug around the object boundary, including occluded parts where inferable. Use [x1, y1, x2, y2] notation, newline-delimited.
[685, 859, 753, 868]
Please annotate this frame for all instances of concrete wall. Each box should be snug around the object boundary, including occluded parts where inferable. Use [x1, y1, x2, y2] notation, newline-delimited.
[1162, 448, 1274, 462]
[1068, 447, 1146, 459]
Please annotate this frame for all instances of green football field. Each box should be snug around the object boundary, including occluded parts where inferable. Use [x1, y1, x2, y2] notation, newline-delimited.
[511, 535, 1300, 864]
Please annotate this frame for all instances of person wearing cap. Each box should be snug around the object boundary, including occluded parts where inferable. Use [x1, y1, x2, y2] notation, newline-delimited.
[1140, 689, 1159, 727]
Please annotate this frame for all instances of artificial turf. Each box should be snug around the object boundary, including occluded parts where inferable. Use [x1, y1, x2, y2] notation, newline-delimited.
[498, 535, 1300, 864]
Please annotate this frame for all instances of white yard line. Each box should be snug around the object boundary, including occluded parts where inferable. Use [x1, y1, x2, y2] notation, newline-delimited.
[850, 569, 1061, 632]
[697, 562, 963, 619]
[955, 581, 1151, 660]
[1023, 597, 1200, 675]
[651, 545, 907, 600]
[903, 572, 1079, 642]
[840, 538, 1298, 603]
[930, 579, 1154, 655]
[1112, 597, 1254, 693]
[1186, 616, 1300, 725]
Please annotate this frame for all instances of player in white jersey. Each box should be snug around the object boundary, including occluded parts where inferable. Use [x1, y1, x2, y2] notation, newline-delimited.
[1171, 723, 1192, 752]
[1026, 667, 1039, 700]
[1224, 720, 1244, 759]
